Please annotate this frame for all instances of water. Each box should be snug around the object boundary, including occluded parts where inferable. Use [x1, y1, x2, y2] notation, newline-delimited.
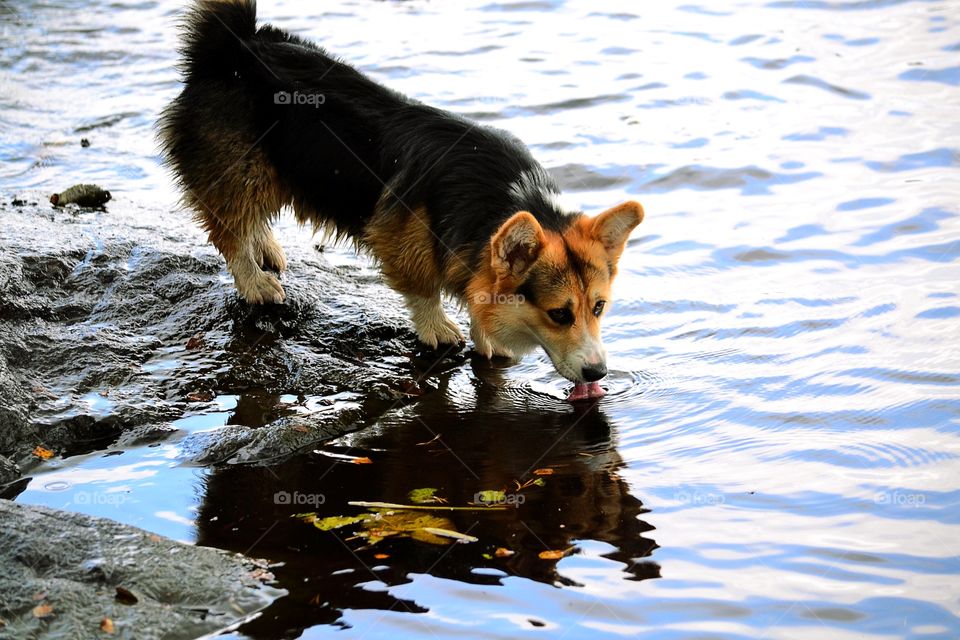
[3, 0, 960, 637]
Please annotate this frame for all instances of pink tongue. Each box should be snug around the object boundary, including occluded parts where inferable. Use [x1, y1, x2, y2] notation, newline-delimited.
[566, 382, 606, 402]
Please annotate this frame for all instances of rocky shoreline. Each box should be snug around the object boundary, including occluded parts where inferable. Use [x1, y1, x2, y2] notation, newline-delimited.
[0, 194, 456, 637]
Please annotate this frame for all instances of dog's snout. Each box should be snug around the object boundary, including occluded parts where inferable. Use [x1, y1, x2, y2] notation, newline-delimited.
[581, 363, 607, 382]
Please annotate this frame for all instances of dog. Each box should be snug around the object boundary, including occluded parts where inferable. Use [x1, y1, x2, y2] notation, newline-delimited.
[158, 0, 644, 399]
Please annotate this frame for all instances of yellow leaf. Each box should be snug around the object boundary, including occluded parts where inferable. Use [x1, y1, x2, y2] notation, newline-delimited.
[100, 617, 115, 634]
[476, 490, 505, 505]
[494, 547, 515, 558]
[408, 487, 439, 504]
[311, 515, 368, 531]
[538, 548, 573, 560]
[33, 446, 54, 460]
[533, 468, 554, 476]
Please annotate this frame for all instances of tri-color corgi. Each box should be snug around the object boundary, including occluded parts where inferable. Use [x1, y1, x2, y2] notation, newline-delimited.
[159, 0, 644, 400]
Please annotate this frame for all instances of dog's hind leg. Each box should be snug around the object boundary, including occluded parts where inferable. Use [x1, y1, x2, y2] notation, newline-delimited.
[161, 81, 289, 303]
[257, 226, 288, 273]
[185, 147, 288, 304]
[198, 206, 286, 304]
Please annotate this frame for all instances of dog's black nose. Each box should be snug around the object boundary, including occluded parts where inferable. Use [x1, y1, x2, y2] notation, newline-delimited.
[581, 363, 607, 382]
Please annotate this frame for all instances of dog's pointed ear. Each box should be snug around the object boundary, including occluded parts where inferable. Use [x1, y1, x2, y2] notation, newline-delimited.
[491, 211, 544, 279]
[590, 200, 644, 262]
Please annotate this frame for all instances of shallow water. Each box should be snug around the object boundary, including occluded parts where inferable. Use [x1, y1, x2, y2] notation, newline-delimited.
[3, 0, 960, 637]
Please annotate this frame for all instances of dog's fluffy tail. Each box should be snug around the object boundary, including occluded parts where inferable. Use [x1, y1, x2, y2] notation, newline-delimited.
[178, 0, 258, 81]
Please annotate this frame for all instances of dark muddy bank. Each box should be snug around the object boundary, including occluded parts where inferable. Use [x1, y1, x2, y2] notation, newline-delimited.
[0, 195, 456, 479]
[0, 194, 464, 637]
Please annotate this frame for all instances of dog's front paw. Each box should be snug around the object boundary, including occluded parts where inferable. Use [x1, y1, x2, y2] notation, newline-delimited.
[416, 314, 465, 349]
[237, 271, 285, 304]
[470, 327, 514, 360]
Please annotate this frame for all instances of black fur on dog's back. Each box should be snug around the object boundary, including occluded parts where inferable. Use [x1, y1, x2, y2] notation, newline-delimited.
[159, 0, 577, 293]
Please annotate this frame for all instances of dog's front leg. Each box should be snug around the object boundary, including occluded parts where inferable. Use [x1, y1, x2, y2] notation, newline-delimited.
[404, 294, 465, 349]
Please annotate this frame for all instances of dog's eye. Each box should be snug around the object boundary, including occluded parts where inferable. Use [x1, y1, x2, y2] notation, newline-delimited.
[547, 308, 574, 326]
[592, 301, 605, 317]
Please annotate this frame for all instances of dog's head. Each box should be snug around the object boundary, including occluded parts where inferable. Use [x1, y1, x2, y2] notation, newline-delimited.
[469, 201, 643, 383]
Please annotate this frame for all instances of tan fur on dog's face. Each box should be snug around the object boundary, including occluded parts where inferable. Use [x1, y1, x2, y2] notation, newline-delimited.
[467, 201, 644, 382]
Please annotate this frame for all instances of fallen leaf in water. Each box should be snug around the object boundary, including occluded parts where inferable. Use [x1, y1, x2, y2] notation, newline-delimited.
[185, 335, 204, 350]
[306, 514, 368, 531]
[538, 548, 574, 560]
[185, 391, 213, 402]
[351, 457, 373, 465]
[408, 487, 439, 504]
[374, 553, 390, 559]
[32, 603, 53, 618]
[100, 618, 115, 634]
[495, 547, 515, 558]
[359, 527, 401, 546]
[533, 468, 554, 476]
[296, 509, 465, 547]
[32, 446, 54, 460]
[386, 511, 458, 546]
[475, 490, 506, 505]
[515, 477, 547, 491]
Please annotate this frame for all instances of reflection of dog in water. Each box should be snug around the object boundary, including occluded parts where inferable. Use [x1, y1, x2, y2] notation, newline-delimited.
[195, 395, 659, 632]
[159, 0, 644, 399]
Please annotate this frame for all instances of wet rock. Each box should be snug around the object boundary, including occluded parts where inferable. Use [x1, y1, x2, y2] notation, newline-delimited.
[0, 499, 284, 640]
[112, 423, 179, 447]
[0, 455, 19, 486]
[0, 196, 429, 467]
[178, 403, 367, 466]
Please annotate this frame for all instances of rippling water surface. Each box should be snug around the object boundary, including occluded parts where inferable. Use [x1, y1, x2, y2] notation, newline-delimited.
[3, 0, 960, 637]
